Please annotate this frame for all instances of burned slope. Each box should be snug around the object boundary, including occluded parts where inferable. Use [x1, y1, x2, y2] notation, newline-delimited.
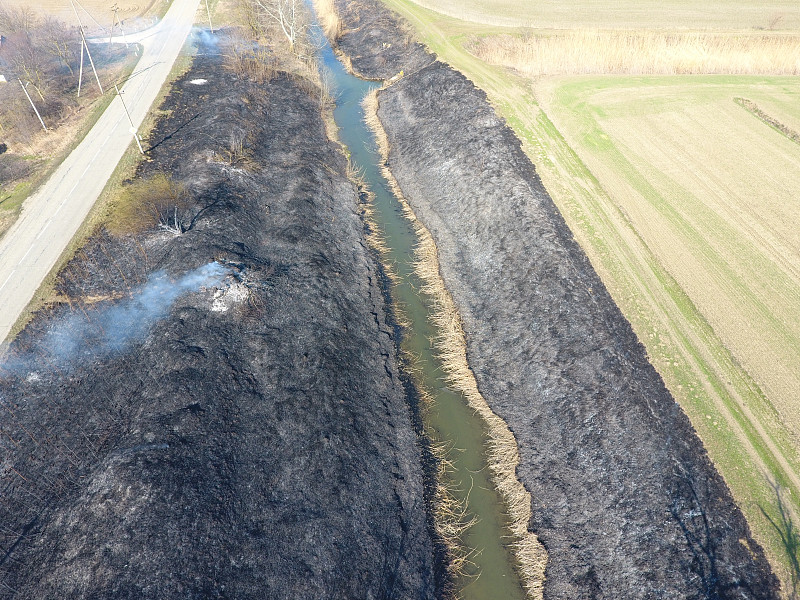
[0, 43, 435, 598]
[333, 1, 781, 598]
[333, 0, 432, 79]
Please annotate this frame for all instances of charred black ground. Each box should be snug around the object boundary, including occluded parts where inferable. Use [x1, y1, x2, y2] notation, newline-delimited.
[332, 0, 782, 598]
[0, 33, 436, 599]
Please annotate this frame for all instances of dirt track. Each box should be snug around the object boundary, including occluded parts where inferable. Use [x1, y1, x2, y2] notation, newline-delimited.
[333, 0, 782, 597]
[0, 36, 436, 598]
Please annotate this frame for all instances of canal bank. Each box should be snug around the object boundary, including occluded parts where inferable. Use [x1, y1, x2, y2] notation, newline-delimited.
[0, 31, 438, 599]
[312, 9, 540, 597]
[328, 0, 782, 598]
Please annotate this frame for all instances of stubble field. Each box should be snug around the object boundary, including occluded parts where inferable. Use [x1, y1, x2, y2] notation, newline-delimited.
[1, 0, 166, 28]
[537, 76, 800, 429]
[399, 0, 800, 30]
[377, 0, 800, 592]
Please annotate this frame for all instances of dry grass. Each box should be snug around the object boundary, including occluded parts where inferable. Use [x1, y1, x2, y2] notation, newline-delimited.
[471, 30, 800, 76]
[735, 97, 800, 144]
[1, 0, 165, 28]
[312, 0, 341, 42]
[103, 172, 189, 236]
[223, 42, 278, 82]
[363, 87, 547, 599]
[395, 0, 800, 31]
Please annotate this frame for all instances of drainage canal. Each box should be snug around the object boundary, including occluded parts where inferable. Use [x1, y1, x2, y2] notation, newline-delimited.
[314, 17, 528, 599]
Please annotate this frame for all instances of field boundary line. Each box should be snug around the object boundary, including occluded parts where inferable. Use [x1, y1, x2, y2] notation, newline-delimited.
[735, 97, 800, 146]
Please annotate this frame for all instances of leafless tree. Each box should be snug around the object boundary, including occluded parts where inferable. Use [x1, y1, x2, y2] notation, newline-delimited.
[252, 0, 305, 49]
[247, 0, 319, 59]
[0, 4, 39, 34]
[40, 16, 77, 77]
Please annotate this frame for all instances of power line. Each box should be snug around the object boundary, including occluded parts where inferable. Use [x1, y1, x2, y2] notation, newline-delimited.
[71, 0, 109, 35]
[71, 0, 103, 97]
[109, 4, 129, 47]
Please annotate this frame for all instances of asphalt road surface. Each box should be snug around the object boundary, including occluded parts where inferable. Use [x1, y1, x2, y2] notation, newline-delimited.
[0, 0, 201, 344]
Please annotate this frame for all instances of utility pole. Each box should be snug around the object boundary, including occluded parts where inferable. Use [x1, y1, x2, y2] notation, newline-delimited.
[77, 31, 84, 97]
[78, 28, 104, 96]
[205, 0, 214, 33]
[19, 79, 47, 131]
[72, 0, 103, 97]
[109, 4, 129, 47]
[115, 84, 143, 154]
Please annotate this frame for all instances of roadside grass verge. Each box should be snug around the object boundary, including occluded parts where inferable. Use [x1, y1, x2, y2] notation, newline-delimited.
[377, 0, 800, 590]
[0, 49, 140, 239]
[7, 49, 196, 340]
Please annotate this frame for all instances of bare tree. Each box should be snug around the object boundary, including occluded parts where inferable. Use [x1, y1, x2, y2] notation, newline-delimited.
[249, 0, 319, 58]
[0, 4, 39, 34]
[40, 16, 77, 76]
[253, 0, 303, 48]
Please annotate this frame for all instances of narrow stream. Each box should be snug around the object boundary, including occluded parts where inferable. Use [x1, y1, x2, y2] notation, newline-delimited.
[314, 19, 527, 600]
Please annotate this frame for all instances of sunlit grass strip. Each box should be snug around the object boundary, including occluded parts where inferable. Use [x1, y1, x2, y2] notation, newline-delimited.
[363, 87, 548, 599]
[470, 30, 800, 76]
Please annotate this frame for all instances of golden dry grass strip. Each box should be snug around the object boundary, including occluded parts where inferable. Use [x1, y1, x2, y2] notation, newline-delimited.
[363, 87, 548, 599]
[312, 0, 342, 42]
[470, 30, 800, 76]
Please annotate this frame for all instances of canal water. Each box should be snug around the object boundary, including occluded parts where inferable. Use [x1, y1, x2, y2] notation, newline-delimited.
[313, 16, 527, 600]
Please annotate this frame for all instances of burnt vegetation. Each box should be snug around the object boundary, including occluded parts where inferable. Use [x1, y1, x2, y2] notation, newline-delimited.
[0, 20, 435, 600]
[332, 0, 783, 597]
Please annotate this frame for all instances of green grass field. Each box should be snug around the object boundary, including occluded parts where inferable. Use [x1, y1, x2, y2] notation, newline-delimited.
[377, 0, 800, 592]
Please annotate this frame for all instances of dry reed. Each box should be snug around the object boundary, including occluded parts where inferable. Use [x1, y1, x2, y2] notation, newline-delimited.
[470, 30, 800, 75]
[312, 0, 342, 42]
[362, 88, 548, 599]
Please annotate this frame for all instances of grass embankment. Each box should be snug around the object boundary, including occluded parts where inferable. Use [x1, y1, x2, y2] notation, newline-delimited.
[376, 0, 800, 592]
[364, 87, 547, 599]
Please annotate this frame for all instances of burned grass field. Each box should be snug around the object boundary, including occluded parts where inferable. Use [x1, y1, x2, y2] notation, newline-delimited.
[332, 0, 784, 597]
[0, 33, 436, 598]
[362, 0, 800, 589]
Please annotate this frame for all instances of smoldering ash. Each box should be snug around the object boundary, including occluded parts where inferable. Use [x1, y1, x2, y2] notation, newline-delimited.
[1, 262, 228, 376]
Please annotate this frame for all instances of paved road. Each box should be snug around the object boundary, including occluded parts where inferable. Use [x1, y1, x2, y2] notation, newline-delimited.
[0, 0, 201, 344]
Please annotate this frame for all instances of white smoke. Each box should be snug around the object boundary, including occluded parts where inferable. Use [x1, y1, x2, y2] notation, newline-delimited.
[1, 262, 228, 376]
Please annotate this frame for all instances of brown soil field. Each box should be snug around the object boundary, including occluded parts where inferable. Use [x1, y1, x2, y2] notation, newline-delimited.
[2, 0, 166, 30]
